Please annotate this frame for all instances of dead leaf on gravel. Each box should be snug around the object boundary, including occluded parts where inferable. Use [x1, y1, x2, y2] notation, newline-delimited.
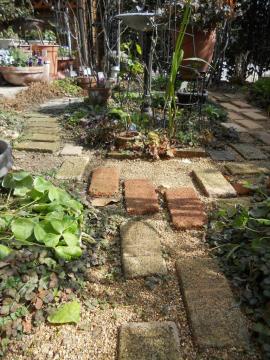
[34, 297, 43, 310]
[91, 198, 119, 207]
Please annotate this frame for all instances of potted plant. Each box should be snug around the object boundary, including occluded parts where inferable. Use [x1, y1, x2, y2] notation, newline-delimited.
[0, 27, 20, 49]
[0, 48, 44, 86]
[172, 0, 235, 78]
[88, 73, 111, 105]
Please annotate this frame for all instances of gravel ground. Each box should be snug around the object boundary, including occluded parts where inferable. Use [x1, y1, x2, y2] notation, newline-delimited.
[3, 146, 261, 360]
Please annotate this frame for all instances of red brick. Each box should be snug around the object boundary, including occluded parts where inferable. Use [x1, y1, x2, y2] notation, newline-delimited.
[231, 182, 253, 196]
[165, 187, 207, 230]
[89, 167, 120, 197]
[124, 179, 159, 215]
[173, 147, 207, 158]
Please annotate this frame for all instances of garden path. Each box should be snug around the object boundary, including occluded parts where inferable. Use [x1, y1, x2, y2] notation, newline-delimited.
[6, 94, 268, 360]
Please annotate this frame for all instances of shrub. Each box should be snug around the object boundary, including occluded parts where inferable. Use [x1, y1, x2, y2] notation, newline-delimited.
[249, 77, 270, 111]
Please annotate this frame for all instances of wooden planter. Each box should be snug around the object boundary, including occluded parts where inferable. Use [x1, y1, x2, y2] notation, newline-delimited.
[32, 44, 59, 79]
[0, 66, 45, 86]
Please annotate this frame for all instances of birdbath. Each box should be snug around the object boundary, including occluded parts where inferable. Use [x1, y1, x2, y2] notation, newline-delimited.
[116, 12, 160, 114]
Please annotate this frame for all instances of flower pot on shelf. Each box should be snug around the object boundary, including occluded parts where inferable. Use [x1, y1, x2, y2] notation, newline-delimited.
[0, 38, 20, 49]
[88, 87, 111, 106]
[0, 66, 45, 86]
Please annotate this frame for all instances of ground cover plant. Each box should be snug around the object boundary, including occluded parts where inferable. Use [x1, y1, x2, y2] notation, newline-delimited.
[249, 77, 270, 112]
[207, 182, 270, 358]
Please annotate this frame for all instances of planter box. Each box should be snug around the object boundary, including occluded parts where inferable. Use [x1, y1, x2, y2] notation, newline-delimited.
[0, 38, 20, 49]
[0, 66, 45, 86]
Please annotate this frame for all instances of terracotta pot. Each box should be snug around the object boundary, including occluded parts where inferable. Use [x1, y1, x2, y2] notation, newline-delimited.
[0, 140, 12, 178]
[88, 87, 111, 105]
[77, 76, 97, 90]
[57, 57, 74, 72]
[32, 44, 59, 79]
[115, 131, 140, 148]
[173, 28, 217, 80]
[0, 66, 45, 86]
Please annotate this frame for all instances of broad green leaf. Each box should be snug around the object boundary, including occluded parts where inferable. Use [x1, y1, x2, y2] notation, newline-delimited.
[12, 171, 31, 182]
[50, 220, 65, 234]
[47, 300, 81, 324]
[48, 187, 70, 202]
[43, 233, 60, 248]
[13, 187, 31, 197]
[45, 211, 64, 221]
[135, 43, 142, 55]
[0, 244, 12, 259]
[11, 218, 34, 240]
[55, 245, 82, 260]
[34, 223, 47, 242]
[63, 232, 79, 247]
[33, 177, 51, 193]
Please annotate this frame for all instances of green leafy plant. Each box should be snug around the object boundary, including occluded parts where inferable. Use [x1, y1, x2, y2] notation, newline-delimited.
[43, 30, 57, 43]
[53, 79, 83, 97]
[0, 172, 84, 261]
[249, 77, 270, 111]
[166, 1, 192, 137]
[9, 48, 30, 67]
[203, 103, 228, 122]
[207, 193, 270, 357]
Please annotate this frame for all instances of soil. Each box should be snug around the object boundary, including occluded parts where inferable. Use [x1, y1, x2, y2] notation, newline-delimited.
[4, 146, 259, 360]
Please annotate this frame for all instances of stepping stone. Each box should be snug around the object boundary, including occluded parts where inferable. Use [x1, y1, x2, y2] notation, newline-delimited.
[207, 149, 236, 161]
[56, 156, 89, 180]
[192, 168, 236, 198]
[173, 147, 207, 158]
[26, 116, 58, 123]
[215, 197, 252, 210]
[61, 144, 83, 156]
[220, 122, 248, 133]
[253, 132, 270, 145]
[120, 220, 167, 278]
[238, 133, 254, 143]
[220, 102, 240, 112]
[124, 179, 159, 215]
[89, 167, 120, 197]
[25, 127, 60, 135]
[176, 257, 249, 349]
[14, 141, 60, 153]
[24, 113, 57, 118]
[23, 133, 60, 143]
[118, 322, 180, 360]
[230, 100, 252, 108]
[230, 143, 267, 160]
[25, 122, 59, 129]
[225, 162, 270, 175]
[241, 110, 268, 121]
[227, 111, 246, 121]
[234, 118, 263, 131]
[165, 187, 206, 230]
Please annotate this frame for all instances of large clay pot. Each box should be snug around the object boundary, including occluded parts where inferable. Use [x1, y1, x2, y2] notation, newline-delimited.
[57, 57, 74, 72]
[77, 76, 97, 90]
[88, 87, 111, 105]
[0, 66, 45, 86]
[32, 44, 59, 79]
[173, 28, 217, 80]
[0, 140, 12, 178]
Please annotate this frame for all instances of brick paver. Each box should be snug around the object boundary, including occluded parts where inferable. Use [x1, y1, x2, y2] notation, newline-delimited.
[253, 132, 270, 145]
[176, 257, 249, 348]
[240, 110, 268, 121]
[230, 143, 267, 160]
[234, 118, 263, 131]
[165, 187, 206, 230]
[124, 179, 159, 215]
[230, 100, 252, 108]
[118, 322, 180, 360]
[192, 168, 237, 198]
[89, 167, 120, 197]
[207, 149, 236, 161]
[173, 147, 207, 158]
[120, 220, 167, 278]
[225, 162, 270, 175]
[220, 122, 248, 133]
[220, 102, 241, 112]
